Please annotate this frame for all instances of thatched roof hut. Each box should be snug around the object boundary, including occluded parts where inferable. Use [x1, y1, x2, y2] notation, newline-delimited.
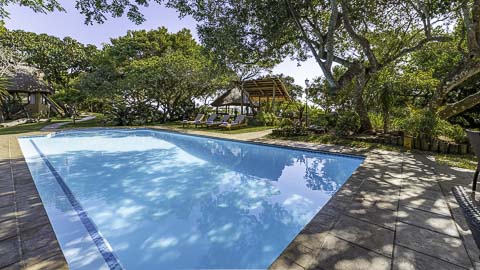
[210, 78, 292, 115]
[6, 65, 53, 94]
[211, 87, 258, 107]
[241, 78, 290, 101]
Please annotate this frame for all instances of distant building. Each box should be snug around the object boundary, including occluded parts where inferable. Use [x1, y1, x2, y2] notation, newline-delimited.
[211, 78, 291, 115]
[6, 65, 53, 118]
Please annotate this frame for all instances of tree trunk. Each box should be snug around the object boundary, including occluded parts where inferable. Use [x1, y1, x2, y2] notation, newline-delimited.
[437, 90, 480, 119]
[382, 111, 389, 134]
[354, 72, 372, 132]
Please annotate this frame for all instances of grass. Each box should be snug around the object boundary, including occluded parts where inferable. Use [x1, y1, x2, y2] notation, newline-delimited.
[0, 118, 69, 135]
[58, 116, 274, 134]
[59, 113, 108, 129]
[158, 123, 275, 134]
[3, 114, 476, 171]
[434, 154, 477, 171]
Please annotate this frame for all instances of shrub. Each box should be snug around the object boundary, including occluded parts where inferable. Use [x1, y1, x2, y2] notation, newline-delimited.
[279, 118, 293, 127]
[256, 111, 278, 126]
[398, 109, 437, 137]
[436, 119, 467, 143]
[450, 124, 468, 143]
[398, 108, 467, 143]
[315, 112, 337, 128]
[335, 111, 360, 136]
[368, 112, 383, 131]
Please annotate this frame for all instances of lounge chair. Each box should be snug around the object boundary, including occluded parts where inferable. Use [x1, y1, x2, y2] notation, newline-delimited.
[467, 130, 480, 191]
[200, 114, 217, 127]
[182, 114, 204, 127]
[452, 186, 480, 252]
[220, 115, 246, 130]
[206, 114, 230, 128]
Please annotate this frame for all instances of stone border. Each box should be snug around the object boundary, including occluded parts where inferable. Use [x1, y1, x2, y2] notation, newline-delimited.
[28, 140, 123, 270]
[262, 139, 479, 270]
[0, 135, 68, 270]
[2, 127, 479, 270]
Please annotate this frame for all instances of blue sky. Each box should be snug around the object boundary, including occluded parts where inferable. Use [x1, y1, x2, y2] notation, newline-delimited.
[5, 1, 321, 87]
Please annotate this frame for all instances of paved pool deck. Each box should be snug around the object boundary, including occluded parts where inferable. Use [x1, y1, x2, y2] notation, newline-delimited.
[0, 135, 68, 270]
[0, 127, 479, 270]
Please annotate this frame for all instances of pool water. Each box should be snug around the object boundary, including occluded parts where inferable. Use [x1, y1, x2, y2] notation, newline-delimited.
[19, 129, 363, 270]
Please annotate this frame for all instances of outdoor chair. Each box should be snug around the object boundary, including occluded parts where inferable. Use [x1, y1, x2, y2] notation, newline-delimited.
[220, 115, 246, 130]
[206, 114, 230, 128]
[200, 113, 217, 127]
[452, 186, 480, 255]
[466, 130, 480, 191]
[182, 114, 204, 127]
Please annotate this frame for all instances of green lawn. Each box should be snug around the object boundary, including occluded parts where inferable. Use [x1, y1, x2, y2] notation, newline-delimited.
[0, 118, 69, 136]
[60, 116, 274, 134]
[434, 154, 477, 171]
[159, 123, 275, 134]
[3, 115, 475, 171]
[59, 113, 108, 129]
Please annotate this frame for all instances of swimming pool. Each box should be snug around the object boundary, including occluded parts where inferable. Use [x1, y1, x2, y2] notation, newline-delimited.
[19, 129, 363, 269]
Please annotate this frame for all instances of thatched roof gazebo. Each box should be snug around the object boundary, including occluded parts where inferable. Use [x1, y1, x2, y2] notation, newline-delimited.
[211, 78, 292, 115]
[210, 87, 258, 108]
[6, 65, 53, 94]
[241, 78, 291, 103]
[5, 66, 54, 117]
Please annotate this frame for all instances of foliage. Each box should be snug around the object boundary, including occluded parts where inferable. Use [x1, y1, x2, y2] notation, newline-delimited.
[0, 0, 64, 19]
[335, 111, 360, 136]
[279, 118, 293, 128]
[0, 29, 97, 87]
[398, 109, 437, 137]
[436, 120, 468, 143]
[77, 27, 231, 125]
[255, 111, 277, 126]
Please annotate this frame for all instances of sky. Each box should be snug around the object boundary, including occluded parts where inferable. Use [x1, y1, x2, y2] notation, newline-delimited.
[4, 1, 322, 88]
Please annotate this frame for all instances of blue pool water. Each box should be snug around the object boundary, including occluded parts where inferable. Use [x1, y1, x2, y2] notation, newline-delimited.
[19, 129, 363, 270]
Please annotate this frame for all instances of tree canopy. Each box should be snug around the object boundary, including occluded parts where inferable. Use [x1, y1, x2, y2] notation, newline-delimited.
[3, 0, 480, 138]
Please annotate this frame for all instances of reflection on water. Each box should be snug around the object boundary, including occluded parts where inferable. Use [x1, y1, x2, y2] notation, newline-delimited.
[24, 129, 363, 269]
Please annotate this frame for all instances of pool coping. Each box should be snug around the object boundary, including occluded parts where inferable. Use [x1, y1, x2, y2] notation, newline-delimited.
[18, 127, 365, 270]
[27, 139, 124, 270]
[2, 126, 479, 270]
[26, 127, 366, 160]
[0, 135, 68, 270]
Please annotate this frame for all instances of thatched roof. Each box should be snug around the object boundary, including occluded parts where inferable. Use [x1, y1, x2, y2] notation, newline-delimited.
[240, 78, 291, 100]
[6, 65, 53, 94]
[211, 78, 291, 107]
[211, 87, 258, 107]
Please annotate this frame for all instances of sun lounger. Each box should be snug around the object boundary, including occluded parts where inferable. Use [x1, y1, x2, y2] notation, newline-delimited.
[182, 114, 204, 127]
[200, 114, 217, 127]
[220, 115, 246, 130]
[206, 114, 230, 128]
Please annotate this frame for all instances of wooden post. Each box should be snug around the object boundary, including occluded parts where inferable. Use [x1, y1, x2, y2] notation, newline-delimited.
[240, 85, 244, 115]
[272, 82, 276, 112]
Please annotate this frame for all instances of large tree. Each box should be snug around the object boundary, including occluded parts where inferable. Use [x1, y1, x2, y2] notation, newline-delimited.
[429, 0, 480, 119]
[147, 0, 452, 131]
[0, 29, 98, 87]
[78, 27, 231, 124]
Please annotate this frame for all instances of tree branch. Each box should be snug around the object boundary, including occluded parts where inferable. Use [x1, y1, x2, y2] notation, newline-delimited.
[431, 59, 480, 110]
[438, 90, 480, 119]
[340, 1, 379, 71]
[384, 36, 452, 66]
[284, 0, 338, 89]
